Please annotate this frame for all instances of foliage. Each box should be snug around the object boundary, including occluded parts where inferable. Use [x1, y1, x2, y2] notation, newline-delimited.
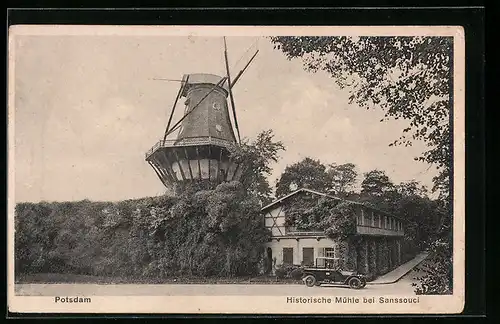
[15, 182, 270, 279]
[394, 193, 443, 248]
[275, 157, 329, 197]
[361, 170, 395, 197]
[270, 36, 452, 201]
[412, 236, 453, 295]
[271, 36, 453, 293]
[326, 163, 358, 197]
[320, 201, 358, 241]
[357, 169, 401, 213]
[283, 193, 357, 241]
[277, 161, 443, 246]
[276, 158, 358, 198]
[274, 264, 303, 280]
[228, 129, 285, 205]
[15, 130, 285, 280]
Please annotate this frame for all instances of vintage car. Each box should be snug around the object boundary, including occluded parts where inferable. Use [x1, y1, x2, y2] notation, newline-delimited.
[301, 257, 367, 289]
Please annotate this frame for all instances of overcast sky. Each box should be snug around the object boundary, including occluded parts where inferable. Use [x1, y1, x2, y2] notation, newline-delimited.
[13, 34, 438, 203]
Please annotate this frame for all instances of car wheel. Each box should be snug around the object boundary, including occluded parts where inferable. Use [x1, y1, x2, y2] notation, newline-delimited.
[348, 277, 363, 289]
[303, 275, 316, 287]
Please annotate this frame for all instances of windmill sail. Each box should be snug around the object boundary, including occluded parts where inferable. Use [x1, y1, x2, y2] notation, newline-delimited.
[223, 37, 241, 144]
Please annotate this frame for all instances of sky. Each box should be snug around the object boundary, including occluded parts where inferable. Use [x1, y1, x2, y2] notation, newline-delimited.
[12, 33, 438, 203]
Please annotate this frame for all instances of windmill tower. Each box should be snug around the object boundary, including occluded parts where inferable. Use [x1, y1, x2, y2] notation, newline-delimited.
[145, 38, 259, 191]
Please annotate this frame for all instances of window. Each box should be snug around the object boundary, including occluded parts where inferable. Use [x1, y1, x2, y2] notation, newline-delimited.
[378, 214, 382, 228]
[324, 247, 336, 258]
[360, 209, 364, 225]
[371, 211, 375, 227]
[302, 248, 314, 266]
[283, 248, 293, 265]
[357, 211, 362, 225]
[317, 247, 338, 268]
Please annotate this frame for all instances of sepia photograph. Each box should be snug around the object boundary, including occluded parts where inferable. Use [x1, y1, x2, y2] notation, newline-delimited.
[8, 25, 465, 314]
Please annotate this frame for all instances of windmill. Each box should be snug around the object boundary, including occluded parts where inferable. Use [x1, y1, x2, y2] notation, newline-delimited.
[145, 37, 259, 191]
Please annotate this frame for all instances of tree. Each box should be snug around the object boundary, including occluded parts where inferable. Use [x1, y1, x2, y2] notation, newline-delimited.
[395, 180, 429, 197]
[361, 170, 395, 197]
[270, 36, 452, 203]
[271, 36, 454, 294]
[275, 157, 330, 197]
[326, 163, 358, 197]
[393, 182, 442, 248]
[228, 130, 285, 205]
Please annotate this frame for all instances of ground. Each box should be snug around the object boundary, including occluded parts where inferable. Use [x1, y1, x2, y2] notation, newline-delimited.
[14, 262, 427, 296]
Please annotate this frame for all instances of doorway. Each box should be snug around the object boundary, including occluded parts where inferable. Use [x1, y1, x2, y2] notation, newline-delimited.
[302, 247, 314, 266]
[266, 247, 273, 274]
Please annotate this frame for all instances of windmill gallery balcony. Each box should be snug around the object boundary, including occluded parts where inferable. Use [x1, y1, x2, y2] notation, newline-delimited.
[145, 136, 235, 160]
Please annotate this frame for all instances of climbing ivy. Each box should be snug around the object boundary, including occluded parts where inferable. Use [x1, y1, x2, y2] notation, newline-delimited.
[281, 193, 418, 276]
[283, 193, 357, 241]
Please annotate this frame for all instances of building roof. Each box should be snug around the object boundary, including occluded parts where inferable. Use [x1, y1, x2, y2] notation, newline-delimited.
[261, 188, 408, 222]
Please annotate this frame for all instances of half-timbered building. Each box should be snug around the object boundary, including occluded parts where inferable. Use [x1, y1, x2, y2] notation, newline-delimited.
[262, 188, 415, 276]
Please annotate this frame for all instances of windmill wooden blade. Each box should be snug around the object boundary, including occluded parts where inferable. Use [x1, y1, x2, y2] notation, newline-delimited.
[163, 76, 188, 141]
[230, 49, 259, 89]
[223, 37, 241, 144]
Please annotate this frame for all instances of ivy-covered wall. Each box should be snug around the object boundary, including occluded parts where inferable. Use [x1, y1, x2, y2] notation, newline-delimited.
[277, 191, 418, 276]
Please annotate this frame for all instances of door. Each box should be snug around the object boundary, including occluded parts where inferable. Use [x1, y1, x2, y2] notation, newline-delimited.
[302, 248, 314, 266]
[282, 248, 293, 265]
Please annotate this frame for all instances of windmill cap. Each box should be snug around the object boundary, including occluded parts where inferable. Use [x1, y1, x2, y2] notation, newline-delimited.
[181, 73, 229, 96]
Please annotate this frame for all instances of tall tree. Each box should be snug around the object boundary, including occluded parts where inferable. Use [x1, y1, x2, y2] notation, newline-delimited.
[228, 130, 285, 205]
[270, 36, 452, 204]
[396, 180, 429, 197]
[326, 163, 358, 197]
[275, 157, 330, 197]
[361, 170, 395, 197]
[359, 170, 399, 213]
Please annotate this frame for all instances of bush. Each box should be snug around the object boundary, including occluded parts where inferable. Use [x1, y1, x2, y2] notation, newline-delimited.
[275, 267, 287, 279]
[412, 236, 452, 295]
[275, 264, 303, 279]
[15, 182, 271, 279]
